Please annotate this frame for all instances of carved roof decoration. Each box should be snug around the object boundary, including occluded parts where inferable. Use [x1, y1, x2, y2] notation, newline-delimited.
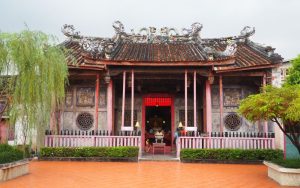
[62, 21, 283, 71]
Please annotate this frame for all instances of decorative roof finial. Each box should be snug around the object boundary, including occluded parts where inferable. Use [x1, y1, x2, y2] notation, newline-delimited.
[240, 26, 255, 38]
[61, 24, 80, 38]
[112, 20, 125, 34]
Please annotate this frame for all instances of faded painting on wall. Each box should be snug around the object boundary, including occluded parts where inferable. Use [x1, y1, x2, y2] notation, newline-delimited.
[76, 87, 95, 107]
[223, 88, 242, 107]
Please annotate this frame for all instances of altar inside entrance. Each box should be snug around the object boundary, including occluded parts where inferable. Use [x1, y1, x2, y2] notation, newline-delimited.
[145, 106, 172, 153]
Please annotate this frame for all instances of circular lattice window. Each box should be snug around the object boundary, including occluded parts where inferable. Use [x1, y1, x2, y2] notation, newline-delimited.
[224, 113, 242, 131]
[76, 112, 94, 130]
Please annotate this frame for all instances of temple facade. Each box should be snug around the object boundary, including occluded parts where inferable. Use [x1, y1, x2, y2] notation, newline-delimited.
[45, 21, 286, 151]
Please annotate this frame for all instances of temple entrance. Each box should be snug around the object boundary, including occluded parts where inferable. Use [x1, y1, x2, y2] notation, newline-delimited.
[142, 96, 174, 154]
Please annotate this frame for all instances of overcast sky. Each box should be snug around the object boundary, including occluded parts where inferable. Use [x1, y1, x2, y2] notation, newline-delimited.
[0, 0, 299, 60]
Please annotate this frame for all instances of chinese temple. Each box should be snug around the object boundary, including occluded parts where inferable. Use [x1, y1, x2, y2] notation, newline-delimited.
[49, 21, 284, 152]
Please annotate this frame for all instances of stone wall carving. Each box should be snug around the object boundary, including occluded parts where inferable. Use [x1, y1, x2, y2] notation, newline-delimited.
[65, 89, 73, 108]
[76, 112, 94, 130]
[224, 113, 242, 131]
[99, 86, 107, 108]
[223, 88, 242, 107]
[76, 87, 95, 107]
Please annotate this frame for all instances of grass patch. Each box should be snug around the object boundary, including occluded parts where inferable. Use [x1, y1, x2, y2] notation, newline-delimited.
[271, 159, 300, 169]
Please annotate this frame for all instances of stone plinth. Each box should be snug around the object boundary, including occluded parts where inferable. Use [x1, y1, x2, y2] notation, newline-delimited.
[263, 161, 300, 186]
[0, 159, 29, 182]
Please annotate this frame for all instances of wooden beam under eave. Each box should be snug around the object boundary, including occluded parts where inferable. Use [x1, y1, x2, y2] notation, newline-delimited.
[108, 68, 210, 77]
[95, 59, 235, 67]
[68, 65, 105, 71]
[214, 64, 280, 73]
[214, 72, 266, 77]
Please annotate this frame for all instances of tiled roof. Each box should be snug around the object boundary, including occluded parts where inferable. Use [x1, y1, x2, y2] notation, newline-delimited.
[61, 21, 283, 71]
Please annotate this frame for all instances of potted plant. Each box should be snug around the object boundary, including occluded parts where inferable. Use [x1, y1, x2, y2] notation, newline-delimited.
[263, 159, 300, 186]
[0, 144, 29, 182]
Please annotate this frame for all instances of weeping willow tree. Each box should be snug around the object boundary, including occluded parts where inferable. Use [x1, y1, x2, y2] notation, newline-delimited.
[0, 30, 68, 151]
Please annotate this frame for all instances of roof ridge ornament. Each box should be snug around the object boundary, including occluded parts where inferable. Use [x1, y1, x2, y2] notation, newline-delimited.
[112, 21, 203, 43]
[240, 26, 255, 38]
[61, 22, 256, 61]
[62, 24, 81, 39]
[62, 24, 116, 59]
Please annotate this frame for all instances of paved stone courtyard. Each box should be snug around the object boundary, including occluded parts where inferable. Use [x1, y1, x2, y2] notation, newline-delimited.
[0, 161, 295, 188]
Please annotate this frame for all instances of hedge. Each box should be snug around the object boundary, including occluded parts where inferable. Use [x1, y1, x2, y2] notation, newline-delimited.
[40, 146, 139, 158]
[0, 144, 24, 164]
[180, 149, 283, 161]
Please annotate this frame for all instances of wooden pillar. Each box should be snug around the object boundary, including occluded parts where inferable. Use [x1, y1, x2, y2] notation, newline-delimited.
[94, 74, 100, 131]
[121, 71, 126, 129]
[263, 73, 268, 133]
[203, 86, 207, 132]
[205, 80, 212, 133]
[193, 71, 197, 129]
[185, 69, 188, 128]
[107, 79, 113, 133]
[219, 75, 223, 133]
[131, 69, 134, 129]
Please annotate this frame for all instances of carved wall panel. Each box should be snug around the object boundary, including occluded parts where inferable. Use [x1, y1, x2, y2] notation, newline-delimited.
[223, 88, 242, 107]
[212, 87, 219, 107]
[65, 89, 73, 108]
[99, 86, 107, 108]
[76, 87, 95, 107]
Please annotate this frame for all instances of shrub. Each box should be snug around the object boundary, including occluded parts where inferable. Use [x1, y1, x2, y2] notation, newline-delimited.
[15, 145, 31, 158]
[271, 159, 300, 169]
[0, 144, 24, 164]
[180, 149, 283, 161]
[40, 146, 139, 158]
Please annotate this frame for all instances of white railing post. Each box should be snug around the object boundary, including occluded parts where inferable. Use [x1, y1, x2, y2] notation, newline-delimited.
[177, 138, 181, 158]
[138, 136, 142, 159]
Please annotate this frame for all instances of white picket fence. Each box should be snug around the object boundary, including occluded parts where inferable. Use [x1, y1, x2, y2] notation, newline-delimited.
[176, 136, 275, 158]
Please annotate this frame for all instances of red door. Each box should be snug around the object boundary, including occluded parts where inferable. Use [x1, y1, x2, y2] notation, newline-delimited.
[142, 94, 174, 153]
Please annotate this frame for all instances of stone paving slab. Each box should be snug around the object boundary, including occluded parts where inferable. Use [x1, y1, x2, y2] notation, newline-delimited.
[0, 161, 296, 188]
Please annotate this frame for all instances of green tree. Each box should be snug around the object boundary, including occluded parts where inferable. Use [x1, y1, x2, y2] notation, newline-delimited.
[0, 30, 68, 151]
[286, 55, 300, 85]
[238, 86, 300, 155]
